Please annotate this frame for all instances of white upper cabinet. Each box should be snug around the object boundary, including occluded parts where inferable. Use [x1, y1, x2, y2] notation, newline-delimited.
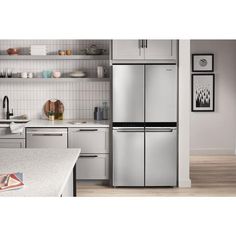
[144, 40, 176, 60]
[112, 40, 177, 60]
[112, 40, 144, 60]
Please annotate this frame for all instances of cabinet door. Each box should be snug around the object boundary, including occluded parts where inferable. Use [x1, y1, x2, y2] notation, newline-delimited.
[76, 154, 109, 180]
[144, 40, 177, 60]
[0, 139, 25, 148]
[112, 40, 144, 60]
[68, 128, 109, 153]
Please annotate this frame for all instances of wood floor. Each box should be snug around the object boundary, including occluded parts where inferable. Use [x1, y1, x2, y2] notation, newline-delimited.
[76, 155, 236, 197]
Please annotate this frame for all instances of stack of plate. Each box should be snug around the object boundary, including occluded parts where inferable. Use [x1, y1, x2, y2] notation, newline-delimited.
[30, 45, 47, 55]
[70, 70, 86, 78]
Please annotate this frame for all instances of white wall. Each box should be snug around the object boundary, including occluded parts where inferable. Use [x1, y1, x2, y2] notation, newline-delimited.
[190, 40, 236, 155]
[178, 40, 191, 187]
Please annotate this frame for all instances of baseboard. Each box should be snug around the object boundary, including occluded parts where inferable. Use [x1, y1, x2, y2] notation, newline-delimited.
[178, 178, 191, 188]
[190, 148, 236, 156]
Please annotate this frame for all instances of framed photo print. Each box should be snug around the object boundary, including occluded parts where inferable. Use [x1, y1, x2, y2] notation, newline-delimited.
[192, 74, 215, 112]
[192, 54, 214, 72]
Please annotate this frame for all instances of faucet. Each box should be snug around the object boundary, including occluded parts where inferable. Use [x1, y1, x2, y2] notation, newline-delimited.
[3, 96, 13, 119]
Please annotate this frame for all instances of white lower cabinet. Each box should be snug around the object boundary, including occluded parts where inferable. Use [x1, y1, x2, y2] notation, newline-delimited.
[0, 139, 25, 148]
[68, 127, 110, 180]
[76, 154, 109, 180]
[68, 128, 109, 153]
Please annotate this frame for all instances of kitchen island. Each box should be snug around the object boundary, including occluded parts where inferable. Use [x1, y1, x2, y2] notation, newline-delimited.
[0, 148, 80, 197]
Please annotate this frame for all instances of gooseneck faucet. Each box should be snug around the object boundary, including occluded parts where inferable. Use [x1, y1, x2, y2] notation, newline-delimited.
[3, 96, 13, 119]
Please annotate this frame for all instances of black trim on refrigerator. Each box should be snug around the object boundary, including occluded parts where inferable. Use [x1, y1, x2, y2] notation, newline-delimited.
[145, 122, 177, 127]
[112, 122, 145, 127]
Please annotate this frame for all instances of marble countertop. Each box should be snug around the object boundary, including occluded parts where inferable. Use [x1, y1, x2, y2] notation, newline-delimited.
[0, 148, 80, 197]
[25, 119, 110, 128]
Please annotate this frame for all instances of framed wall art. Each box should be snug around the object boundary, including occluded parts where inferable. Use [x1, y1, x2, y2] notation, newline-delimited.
[192, 54, 214, 72]
[192, 74, 215, 112]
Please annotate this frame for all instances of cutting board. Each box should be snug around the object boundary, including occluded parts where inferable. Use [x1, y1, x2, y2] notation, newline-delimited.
[44, 99, 64, 120]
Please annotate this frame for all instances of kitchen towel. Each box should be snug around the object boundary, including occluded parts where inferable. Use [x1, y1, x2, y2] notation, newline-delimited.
[10, 122, 25, 134]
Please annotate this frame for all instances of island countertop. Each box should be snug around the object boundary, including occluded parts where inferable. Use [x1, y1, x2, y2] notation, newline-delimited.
[0, 148, 80, 197]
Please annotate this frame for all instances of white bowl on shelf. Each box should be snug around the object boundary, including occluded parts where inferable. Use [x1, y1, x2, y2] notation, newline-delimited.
[70, 70, 86, 78]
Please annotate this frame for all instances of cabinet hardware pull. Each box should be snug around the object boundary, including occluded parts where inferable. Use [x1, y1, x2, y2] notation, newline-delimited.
[31, 133, 63, 136]
[80, 155, 98, 158]
[138, 40, 142, 48]
[78, 129, 98, 132]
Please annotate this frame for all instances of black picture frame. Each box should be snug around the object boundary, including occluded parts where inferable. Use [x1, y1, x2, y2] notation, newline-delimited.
[191, 74, 215, 112]
[192, 54, 214, 72]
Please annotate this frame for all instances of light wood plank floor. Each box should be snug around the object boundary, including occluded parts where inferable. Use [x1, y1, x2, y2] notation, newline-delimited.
[76, 155, 236, 197]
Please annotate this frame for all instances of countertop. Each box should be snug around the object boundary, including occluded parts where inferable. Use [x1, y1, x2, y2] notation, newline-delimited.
[25, 119, 110, 128]
[0, 148, 80, 197]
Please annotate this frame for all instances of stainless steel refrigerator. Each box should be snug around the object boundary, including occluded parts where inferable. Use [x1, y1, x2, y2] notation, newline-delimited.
[112, 65, 177, 186]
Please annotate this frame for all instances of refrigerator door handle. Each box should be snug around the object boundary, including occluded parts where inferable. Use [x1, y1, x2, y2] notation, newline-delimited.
[117, 130, 144, 133]
[145, 128, 176, 132]
[143, 40, 147, 48]
[138, 40, 142, 48]
[113, 127, 144, 132]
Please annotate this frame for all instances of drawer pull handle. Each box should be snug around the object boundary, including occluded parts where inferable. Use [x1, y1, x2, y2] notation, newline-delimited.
[80, 155, 98, 158]
[78, 129, 98, 132]
[31, 134, 63, 136]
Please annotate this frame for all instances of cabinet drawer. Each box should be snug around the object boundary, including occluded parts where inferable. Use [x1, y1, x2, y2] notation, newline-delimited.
[26, 128, 67, 148]
[68, 128, 109, 153]
[0, 127, 25, 139]
[0, 139, 25, 148]
[76, 154, 109, 180]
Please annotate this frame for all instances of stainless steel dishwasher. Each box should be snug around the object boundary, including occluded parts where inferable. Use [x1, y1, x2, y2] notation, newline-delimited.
[26, 128, 67, 148]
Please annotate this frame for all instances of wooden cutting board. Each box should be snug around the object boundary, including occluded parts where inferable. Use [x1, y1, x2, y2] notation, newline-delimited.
[44, 99, 64, 120]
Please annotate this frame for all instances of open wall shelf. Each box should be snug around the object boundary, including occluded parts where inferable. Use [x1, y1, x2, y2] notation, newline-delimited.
[0, 77, 110, 82]
[0, 55, 109, 60]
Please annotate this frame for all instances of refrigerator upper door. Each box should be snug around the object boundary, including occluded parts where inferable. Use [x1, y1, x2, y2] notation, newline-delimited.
[113, 65, 144, 122]
[146, 65, 177, 123]
[113, 128, 144, 186]
[145, 127, 177, 186]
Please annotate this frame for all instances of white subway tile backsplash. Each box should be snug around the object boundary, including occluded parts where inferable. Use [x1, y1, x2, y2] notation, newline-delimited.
[0, 80, 110, 119]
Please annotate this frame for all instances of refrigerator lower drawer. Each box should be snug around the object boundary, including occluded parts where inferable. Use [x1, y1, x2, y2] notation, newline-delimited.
[76, 154, 109, 180]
